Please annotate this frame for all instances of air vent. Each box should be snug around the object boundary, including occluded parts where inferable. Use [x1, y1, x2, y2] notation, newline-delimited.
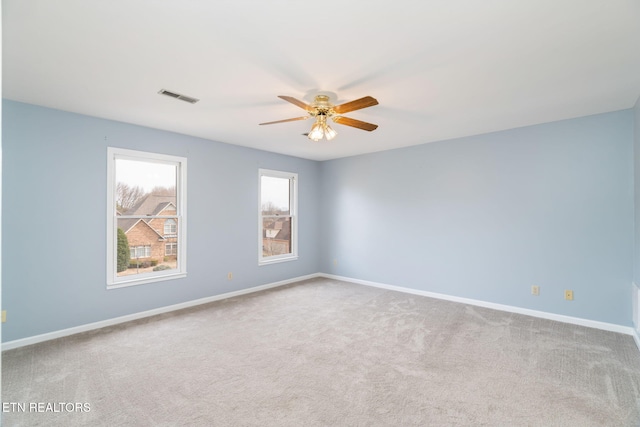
[158, 89, 199, 104]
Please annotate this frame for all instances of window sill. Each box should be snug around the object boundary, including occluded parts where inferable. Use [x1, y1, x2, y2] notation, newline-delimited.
[107, 272, 187, 289]
[259, 255, 298, 266]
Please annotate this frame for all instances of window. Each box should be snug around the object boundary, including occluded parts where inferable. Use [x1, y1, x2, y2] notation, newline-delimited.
[165, 243, 177, 256]
[164, 219, 177, 236]
[130, 245, 151, 259]
[107, 147, 187, 288]
[259, 169, 297, 265]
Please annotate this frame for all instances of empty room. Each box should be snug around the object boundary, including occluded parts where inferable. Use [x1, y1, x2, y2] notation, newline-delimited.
[2, 1, 640, 425]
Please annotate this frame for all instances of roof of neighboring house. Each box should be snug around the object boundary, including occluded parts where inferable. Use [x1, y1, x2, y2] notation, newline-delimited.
[275, 226, 290, 241]
[118, 217, 137, 233]
[263, 217, 291, 241]
[118, 194, 177, 236]
[125, 194, 176, 216]
[118, 218, 165, 239]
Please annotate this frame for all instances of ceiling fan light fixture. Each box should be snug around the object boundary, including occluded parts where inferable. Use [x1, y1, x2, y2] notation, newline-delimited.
[307, 115, 337, 142]
[308, 120, 324, 141]
[324, 124, 337, 141]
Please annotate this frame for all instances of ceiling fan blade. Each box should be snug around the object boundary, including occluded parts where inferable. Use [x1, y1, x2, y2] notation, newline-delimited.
[332, 116, 378, 131]
[278, 95, 315, 112]
[259, 116, 309, 125]
[332, 96, 379, 114]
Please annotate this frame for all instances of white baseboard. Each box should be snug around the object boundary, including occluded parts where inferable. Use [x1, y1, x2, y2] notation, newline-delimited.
[1, 273, 320, 351]
[320, 273, 637, 337]
[4, 272, 637, 351]
[633, 330, 640, 352]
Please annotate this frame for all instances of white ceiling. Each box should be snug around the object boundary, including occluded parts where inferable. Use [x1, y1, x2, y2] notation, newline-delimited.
[3, 1, 640, 161]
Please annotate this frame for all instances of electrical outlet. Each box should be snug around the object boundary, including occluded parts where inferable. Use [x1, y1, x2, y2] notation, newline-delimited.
[227, 272, 233, 280]
[531, 285, 540, 296]
[565, 290, 574, 301]
[1, 310, 6, 323]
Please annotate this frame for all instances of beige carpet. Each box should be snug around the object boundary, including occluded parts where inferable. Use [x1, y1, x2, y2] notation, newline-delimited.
[3, 277, 640, 426]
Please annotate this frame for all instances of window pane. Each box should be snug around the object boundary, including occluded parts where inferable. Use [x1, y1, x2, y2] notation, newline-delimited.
[116, 216, 178, 277]
[261, 176, 290, 215]
[262, 216, 292, 257]
[115, 159, 177, 214]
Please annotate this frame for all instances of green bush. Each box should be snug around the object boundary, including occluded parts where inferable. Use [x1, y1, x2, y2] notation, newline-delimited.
[153, 265, 172, 271]
[150, 259, 159, 267]
[117, 228, 130, 273]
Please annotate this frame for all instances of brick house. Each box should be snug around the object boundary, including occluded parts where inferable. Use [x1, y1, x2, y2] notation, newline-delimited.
[262, 217, 291, 256]
[118, 194, 178, 265]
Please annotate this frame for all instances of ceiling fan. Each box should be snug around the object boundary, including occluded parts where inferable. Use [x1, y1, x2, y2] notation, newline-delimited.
[259, 95, 379, 141]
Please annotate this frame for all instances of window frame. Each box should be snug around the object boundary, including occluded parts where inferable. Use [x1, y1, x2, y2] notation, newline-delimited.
[258, 169, 298, 265]
[107, 147, 187, 288]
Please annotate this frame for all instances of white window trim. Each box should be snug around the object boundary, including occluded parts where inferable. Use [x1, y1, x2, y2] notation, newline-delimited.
[258, 168, 298, 266]
[107, 147, 187, 289]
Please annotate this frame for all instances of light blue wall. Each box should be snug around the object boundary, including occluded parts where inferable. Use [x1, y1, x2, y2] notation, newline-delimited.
[2, 100, 320, 342]
[2, 100, 637, 342]
[320, 111, 634, 326]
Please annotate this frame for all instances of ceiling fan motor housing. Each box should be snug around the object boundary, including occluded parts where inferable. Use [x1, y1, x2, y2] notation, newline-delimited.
[312, 95, 332, 117]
